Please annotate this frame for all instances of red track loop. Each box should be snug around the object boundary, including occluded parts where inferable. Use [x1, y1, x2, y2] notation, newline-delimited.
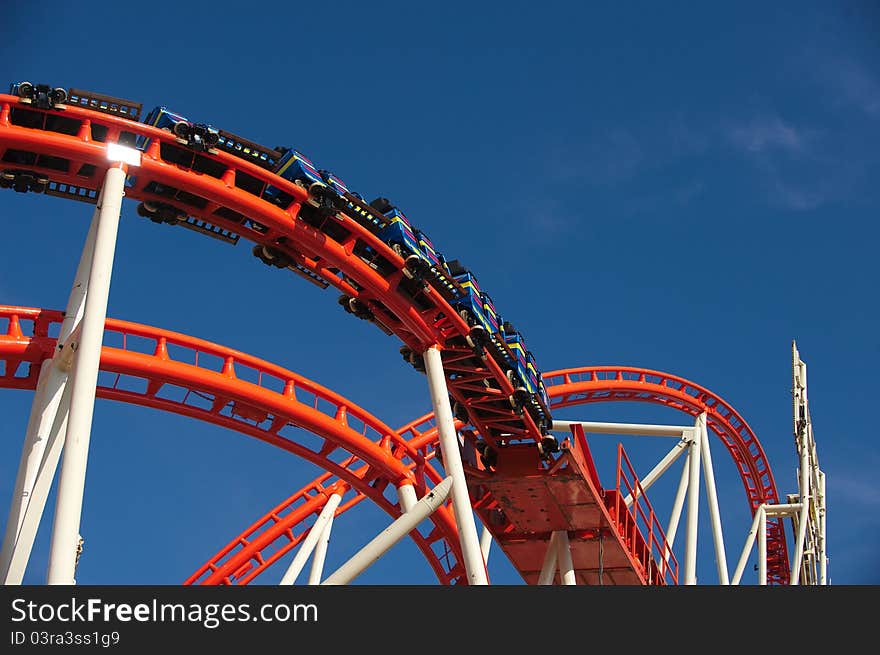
[211, 370, 791, 585]
[188, 414, 448, 585]
[0, 94, 546, 450]
[0, 306, 463, 584]
[0, 96, 789, 584]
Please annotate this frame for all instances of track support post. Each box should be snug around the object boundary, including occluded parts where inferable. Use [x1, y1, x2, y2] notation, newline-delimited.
[683, 421, 702, 585]
[698, 412, 729, 584]
[422, 346, 488, 585]
[46, 163, 128, 585]
[1, 209, 102, 583]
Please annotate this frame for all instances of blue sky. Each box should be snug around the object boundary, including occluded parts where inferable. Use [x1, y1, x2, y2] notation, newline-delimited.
[1, 1, 878, 584]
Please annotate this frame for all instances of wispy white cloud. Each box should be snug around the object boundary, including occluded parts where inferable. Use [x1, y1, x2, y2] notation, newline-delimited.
[723, 115, 837, 210]
[821, 57, 880, 119]
[727, 116, 807, 155]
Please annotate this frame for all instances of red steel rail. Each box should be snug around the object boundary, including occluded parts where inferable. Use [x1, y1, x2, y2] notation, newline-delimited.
[0, 306, 789, 583]
[205, 368, 790, 584]
[0, 90, 790, 584]
[0, 306, 463, 584]
[0, 93, 545, 452]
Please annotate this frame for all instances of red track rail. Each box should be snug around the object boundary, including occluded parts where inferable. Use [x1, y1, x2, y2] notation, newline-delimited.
[0, 306, 463, 584]
[199, 369, 791, 585]
[0, 91, 790, 584]
[0, 93, 546, 451]
[0, 306, 789, 584]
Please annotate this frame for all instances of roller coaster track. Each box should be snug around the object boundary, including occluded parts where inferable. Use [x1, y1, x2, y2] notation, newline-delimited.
[0, 93, 544, 450]
[0, 306, 464, 584]
[200, 368, 791, 585]
[0, 88, 791, 584]
[0, 307, 789, 583]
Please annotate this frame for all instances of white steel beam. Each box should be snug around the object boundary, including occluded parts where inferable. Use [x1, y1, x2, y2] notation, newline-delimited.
[322, 477, 452, 585]
[819, 470, 827, 585]
[306, 496, 340, 585]
[624, 436, 690, 508]
[556, 531, 576, 585]
[537, 532, 560, 585]
[282, 493, 343, 585]
[0, 206, 101, 582]
[731, 506, 764, 585]
[763, 503, 803, 518]
[480, 525, 492, 567]
[422, 346, 488, 585]
[552, 420, 689, 437]
[683, 425, 701, 585]
[665, 455, 690, 553]
[698, 413, 729, 585]
[0, 360, 53, 580]
[46, 165, 127, 584]
[2, 384, 72, 584]
[397, 484, 418, 513]
[758, 505, 767, 586]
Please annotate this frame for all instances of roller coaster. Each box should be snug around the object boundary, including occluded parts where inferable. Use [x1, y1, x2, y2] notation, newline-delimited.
[0, 81, 828, 586]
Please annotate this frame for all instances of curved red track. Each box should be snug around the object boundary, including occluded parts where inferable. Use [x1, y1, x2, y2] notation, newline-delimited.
[1, 307, 789, 584]
[204, 368, 791, 585]
[0, 93, 544, 451]
[0, 306, 464, 584]
[0, 89, 790, 584]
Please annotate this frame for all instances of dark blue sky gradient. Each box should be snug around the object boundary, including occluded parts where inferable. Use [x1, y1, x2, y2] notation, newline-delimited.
[1, 2, 878, 584]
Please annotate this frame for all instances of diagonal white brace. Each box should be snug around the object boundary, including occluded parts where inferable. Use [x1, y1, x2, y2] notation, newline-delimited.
[281, 493, 343, 585]
[322, 477, 452, 585]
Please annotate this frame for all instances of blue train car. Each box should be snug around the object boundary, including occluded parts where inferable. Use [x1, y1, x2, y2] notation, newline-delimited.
[264, 148, 326, 207]
[9, 81, 67, 109]
[481, 292, 502, 335]
[139, 106, 219, 152]
[369, 197, 453, 285]
[445, 260, 498, 339]
[375, 201, 422, 260]
[503, 330, 536, 394]
[415, 230, 443, 270]
[319, 169, 351, 196]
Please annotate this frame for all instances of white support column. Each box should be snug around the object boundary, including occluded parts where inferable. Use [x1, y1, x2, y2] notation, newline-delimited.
[790, 434, 810, 585]
[758, 505, 767, 586]
[422, 346, 488, 585]
[46, 165, 127, 585]
[624, 437, 689, 507]
[819, 470, 827, 585]
[480, 525, 492, 567]
[665, 455, 690, 552]
[3, 385, 72, 584]
[281, 493, 342, 585]
[0, 208, 101, 582]
[731, 506, 764, 585]
[307, 498, 340, 585]
[556, 531, 576, 585]
[698, 413, 729, 585]
[397, 484, 418, 513]
[537, 532, 559, 585]
[683, 426, 701, 585]
[0, 360, 52, 579]
[322, 477, 452, 585]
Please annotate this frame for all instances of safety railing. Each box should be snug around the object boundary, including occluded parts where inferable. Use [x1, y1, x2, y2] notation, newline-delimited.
[611, 443, 678, 585]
